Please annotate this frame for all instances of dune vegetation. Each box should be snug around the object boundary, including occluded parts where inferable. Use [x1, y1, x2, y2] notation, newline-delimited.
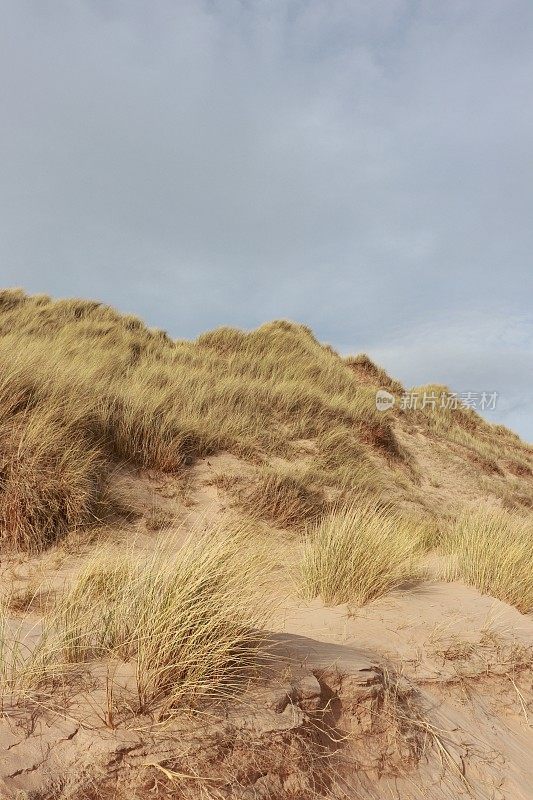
[1, 519, 272, 714]
[301, 501, 424, 606]
[0, 288, 532, 613]
[0, 288, 530, 556]
[0, 290, 532, 799]
[230, 465, 328, 529]
[442, 507, 533, 613]
[56, 519, 272, 712]
[0, 289, 399, 553]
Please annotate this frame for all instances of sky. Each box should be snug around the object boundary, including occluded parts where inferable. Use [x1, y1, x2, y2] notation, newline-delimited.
[1, 1, 532, 440]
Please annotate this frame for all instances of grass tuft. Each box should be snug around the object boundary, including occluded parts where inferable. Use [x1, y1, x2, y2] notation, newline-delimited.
[236, 466, 326, 529]
[52, 518, 272, 712]
[301, 501, 423, 606]
[441, 507, 533, 612]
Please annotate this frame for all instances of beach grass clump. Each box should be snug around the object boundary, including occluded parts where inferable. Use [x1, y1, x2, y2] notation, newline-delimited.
[302, 500, 423, 606]
[53, 519, 272, 712]
[441, 507, 533, 613]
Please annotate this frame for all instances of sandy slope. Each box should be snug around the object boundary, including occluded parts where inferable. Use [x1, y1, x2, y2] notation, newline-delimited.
[274, 584, 533, 799]
[1, 456, 532, 799]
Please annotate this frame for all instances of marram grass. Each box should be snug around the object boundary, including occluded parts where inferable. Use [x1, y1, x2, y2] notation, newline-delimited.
[52, 518, 273, 712]
[0, 519, 274, 715]
[0, 289, 400, 552]
[301, 500, 423, 606]
[441, 507, 533, 613]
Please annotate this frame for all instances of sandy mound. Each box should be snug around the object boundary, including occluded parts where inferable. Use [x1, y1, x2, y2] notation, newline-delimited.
[0, 297, 532, 799]
[1, 460, 532, 799]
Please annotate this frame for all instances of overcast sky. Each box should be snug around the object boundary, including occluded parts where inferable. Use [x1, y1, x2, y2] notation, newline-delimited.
[1, 1, 532, 440]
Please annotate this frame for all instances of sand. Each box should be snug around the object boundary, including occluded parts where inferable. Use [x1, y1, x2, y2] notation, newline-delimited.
[1, 455, 532, 799]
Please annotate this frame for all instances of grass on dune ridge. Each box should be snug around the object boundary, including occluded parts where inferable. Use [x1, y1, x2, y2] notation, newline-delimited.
[0, 288, 531, 556]
[0, 289, 402, 552]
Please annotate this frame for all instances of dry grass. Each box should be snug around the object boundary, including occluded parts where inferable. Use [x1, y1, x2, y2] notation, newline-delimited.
[441, 507, 533, 612]
[428, 626, 533, 681]
[0, 602, 54, 711]
[373, 667, 454, 780]
[51, 518, 273, 713]
[0, 519, 274, 717]
[234, 466, 327, 529]
[345, 353, 404, 394]
[0, 290, 407, 553]
[0, 405, 103, 553]
[0, 289, 531, 557]
[412, 382, 533, 480]
[144, 505, 175, 532]
[2, 290, 533, 797]
[301, 500, 423, 606]
[6, 582, 56, 614]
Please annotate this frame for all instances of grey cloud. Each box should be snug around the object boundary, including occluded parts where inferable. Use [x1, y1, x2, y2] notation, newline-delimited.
[0, 0, 531, 438]
[367, 312, 533, 440]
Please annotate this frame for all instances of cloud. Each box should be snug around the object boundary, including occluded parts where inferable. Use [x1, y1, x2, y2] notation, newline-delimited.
[0, 0, 531, 438]
[365, 310, 533, 440]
